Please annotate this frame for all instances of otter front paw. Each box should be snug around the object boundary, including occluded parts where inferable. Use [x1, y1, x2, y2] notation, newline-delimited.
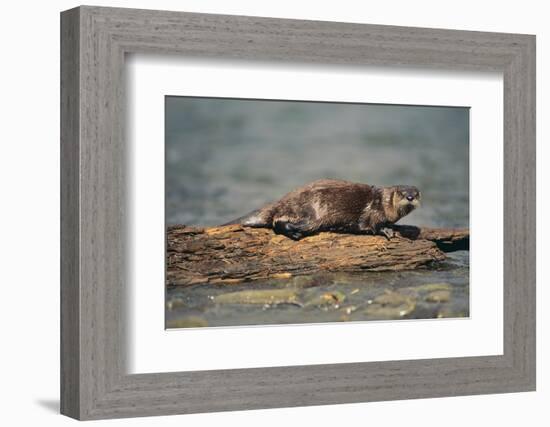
[379, 227, 395, 240]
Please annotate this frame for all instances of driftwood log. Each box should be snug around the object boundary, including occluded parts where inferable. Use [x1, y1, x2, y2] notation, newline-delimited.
[167, 224, 469, 286]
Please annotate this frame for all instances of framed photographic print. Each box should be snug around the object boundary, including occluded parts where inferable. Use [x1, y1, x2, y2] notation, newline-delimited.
[163, 97, 470, 329]
[60, 6, 535, 420]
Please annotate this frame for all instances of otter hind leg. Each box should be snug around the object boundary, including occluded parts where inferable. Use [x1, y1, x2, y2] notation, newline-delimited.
[241, 213, 269, 227]
[273, 220, 314, 241]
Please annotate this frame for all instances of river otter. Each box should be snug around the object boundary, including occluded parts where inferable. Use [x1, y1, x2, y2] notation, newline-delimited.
[224, 179, 421, 240]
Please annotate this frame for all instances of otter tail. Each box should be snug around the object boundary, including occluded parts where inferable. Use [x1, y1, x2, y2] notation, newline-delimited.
[220, 208, 270, 227]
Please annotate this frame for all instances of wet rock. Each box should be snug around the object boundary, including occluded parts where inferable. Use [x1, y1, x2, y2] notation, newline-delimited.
[166, 316, 208, 328]
[304, 291, 346, 309]
[437, 308, 468, 319]
[291, 275, 314, 288]
[340, 305, 358, 315]
[308, 273, 337, 287]
[417, 283, 452, 292]
[372, 291, 407, 306]
[425, 290, 451, 303]
[214, 288, 301, 306]
[166, 297, 185, 311]
[330, 273, 356, 285]
[364, 290, 416, 319]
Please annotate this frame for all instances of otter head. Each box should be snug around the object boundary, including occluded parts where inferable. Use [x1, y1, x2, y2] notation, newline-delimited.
[381, 185, 421, 223]
[392, 185, 421, 218]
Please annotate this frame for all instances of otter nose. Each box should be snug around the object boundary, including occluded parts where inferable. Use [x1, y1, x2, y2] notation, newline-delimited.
[406, 195, 414, 202]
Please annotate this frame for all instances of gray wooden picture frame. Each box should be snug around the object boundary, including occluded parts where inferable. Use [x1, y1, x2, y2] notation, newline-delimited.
[60, 5, 536, 420]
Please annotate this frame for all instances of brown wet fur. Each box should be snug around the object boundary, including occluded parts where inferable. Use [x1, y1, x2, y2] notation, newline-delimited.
[228, 179, 421, 240]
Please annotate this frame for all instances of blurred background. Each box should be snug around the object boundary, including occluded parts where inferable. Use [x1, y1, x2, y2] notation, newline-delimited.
[166, 97, 469, 229]
[165, 97, 470, 328]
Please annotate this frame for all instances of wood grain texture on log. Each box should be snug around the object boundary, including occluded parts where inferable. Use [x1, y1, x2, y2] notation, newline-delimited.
[166, 224, 469, 286]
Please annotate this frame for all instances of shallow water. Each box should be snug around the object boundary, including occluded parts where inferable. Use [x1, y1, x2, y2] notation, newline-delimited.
[167, 252, 469, 328]
[165, 97, 469, 328]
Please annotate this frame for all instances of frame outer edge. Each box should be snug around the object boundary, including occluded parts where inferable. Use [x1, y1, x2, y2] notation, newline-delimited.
[519, 34, 536, 389]
[502, 34, 536, 391]
[527, 35, 536, 390]
[60, 6, 537, 420]
[60, 6, 81, 420]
